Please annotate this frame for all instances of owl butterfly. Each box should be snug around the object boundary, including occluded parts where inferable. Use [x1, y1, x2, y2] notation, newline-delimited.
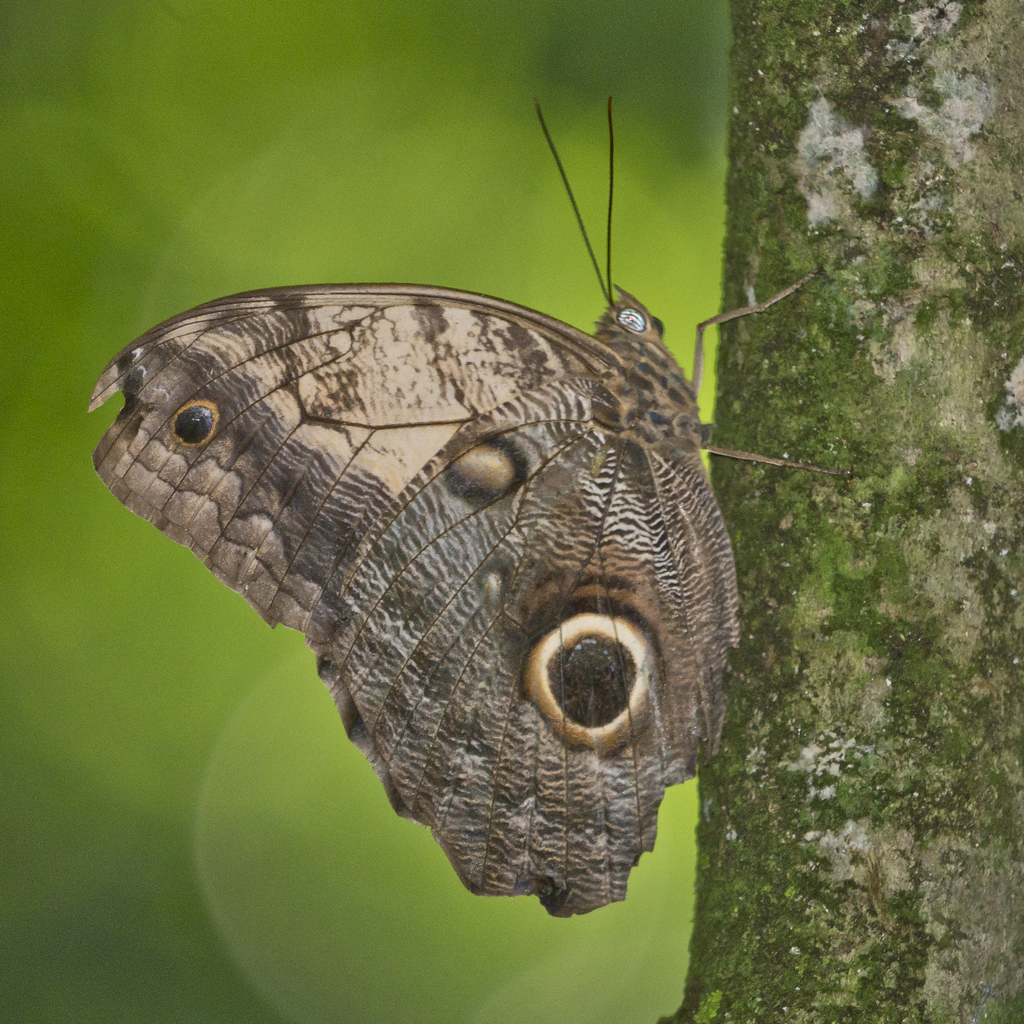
[90, 113, 835, 916]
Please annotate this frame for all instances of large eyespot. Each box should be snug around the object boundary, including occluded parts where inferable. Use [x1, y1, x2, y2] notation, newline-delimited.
[444, 437, 526, 503]
[524, 613, 652, 753]
[616, 308, 647, 333]
[173, 400, 219, 446]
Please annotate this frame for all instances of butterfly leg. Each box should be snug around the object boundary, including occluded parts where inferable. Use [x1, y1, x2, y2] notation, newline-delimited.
[701, 443, 850, 477]
[694, 268, 850, 477]
[692, 267, 819, 395]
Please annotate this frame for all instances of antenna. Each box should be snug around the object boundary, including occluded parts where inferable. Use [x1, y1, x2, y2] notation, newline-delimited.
[605, 97, 614, 303]
[535, 101, 611, 306]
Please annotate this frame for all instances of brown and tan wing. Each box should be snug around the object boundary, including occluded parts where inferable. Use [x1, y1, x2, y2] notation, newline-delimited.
[90, 283, 738, 916]
[89, 285, 618, 634]
[316, 382, 739, 915]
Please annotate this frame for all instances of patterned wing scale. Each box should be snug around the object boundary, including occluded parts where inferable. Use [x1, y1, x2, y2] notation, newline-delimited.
[90, 283, 739, 915]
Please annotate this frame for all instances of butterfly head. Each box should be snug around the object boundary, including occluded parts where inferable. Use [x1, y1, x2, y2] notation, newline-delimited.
[595, 287, 681, 373]
[592, 287, 702, 444]
[595, 287, 663, 343]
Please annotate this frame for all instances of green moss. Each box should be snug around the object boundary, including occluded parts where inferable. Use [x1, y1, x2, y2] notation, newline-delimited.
[679, 0, 1024, 1020]
[694, 991, 723, 1022]
[981, 994, 1024, 1023]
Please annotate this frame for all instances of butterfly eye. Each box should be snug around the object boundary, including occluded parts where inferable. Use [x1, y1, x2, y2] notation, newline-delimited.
[173, 401, 219, 446]
[616, 308, 647, 333]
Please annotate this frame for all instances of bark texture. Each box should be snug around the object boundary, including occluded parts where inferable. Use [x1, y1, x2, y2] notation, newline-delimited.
[674, 1, 1024, 1021]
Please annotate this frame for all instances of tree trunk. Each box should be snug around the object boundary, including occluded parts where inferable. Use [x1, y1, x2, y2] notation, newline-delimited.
[673, 2, 1024, 1021]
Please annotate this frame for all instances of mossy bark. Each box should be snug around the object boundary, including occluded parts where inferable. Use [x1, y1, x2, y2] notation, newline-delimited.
[673, 2, 1024, 1021]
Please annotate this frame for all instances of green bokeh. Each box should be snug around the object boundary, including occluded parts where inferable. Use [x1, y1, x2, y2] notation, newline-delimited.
[1, 2, 730, 1021]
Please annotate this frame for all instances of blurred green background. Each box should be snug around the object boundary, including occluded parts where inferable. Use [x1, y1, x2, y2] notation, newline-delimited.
[1, 1, 731, 1021]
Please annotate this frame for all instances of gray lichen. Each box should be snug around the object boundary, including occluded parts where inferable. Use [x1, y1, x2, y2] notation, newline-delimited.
[797, 97, 879, 226]
[995, 357, 1024, 432]
[892, 70, 993, 167]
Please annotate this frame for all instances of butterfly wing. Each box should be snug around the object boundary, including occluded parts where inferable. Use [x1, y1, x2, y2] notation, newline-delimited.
[90, 285, 616, 634]
[90, 283, 737, 915]
[317, 391, 739, 915]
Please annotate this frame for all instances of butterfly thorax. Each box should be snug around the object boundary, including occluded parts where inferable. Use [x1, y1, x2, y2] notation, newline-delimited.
[592, 291, 703, 449]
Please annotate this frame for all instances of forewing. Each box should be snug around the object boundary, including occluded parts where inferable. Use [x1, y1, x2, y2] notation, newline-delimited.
[89, 285, 617, 633]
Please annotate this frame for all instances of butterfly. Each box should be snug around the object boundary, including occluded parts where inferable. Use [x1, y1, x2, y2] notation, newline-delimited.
[89, 107, 834, 915]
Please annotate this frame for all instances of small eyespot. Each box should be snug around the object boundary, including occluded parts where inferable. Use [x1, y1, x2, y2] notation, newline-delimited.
[616, 308, 647, 333]
[173, 401, 218, 445]
[444, 437, 526, 503]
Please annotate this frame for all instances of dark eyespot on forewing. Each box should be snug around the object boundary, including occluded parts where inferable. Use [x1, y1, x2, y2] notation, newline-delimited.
[173, 401, 219, 446]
